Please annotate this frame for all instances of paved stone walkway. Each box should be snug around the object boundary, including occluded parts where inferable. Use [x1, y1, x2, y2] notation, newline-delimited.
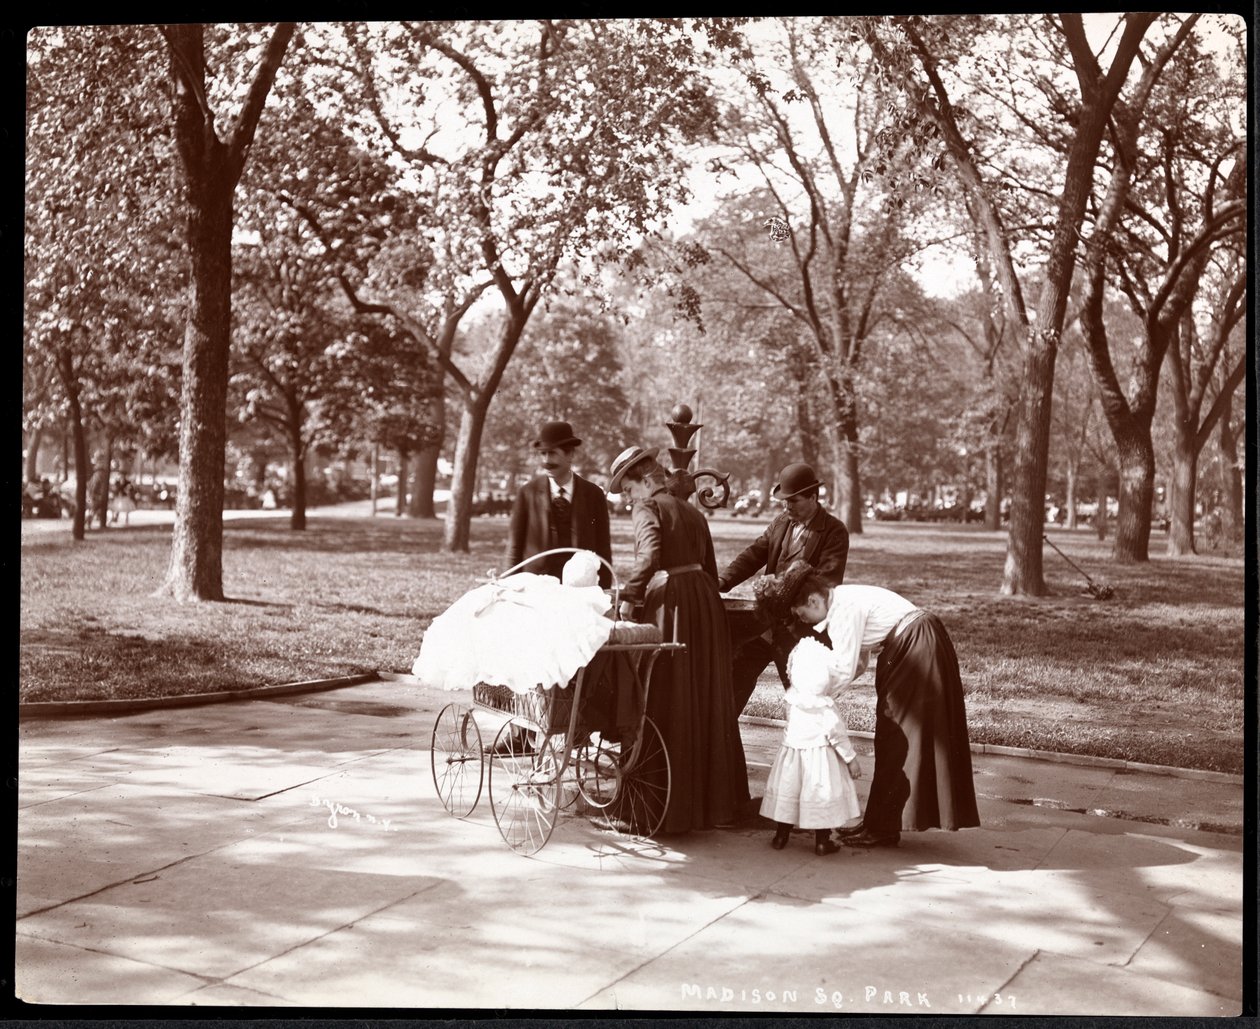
[16, 676, 1245, 1014]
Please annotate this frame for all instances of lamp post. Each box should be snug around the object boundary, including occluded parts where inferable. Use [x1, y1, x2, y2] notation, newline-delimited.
[663, 402, 731, 510]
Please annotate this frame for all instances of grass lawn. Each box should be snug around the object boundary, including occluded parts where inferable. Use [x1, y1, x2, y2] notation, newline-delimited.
[20, 508, 1247, 773]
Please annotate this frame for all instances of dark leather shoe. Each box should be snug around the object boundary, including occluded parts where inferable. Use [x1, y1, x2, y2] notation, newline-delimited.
[842, 829, 900, 848]
[771, 830, 791, 850]
[814, 838, 840, 856]
[835, 823, 866, 839]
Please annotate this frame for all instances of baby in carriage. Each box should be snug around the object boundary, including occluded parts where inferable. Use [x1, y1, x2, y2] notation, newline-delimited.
[412, 549, 613, 693]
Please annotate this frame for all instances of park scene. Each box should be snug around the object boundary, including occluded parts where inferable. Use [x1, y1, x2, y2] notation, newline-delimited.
[19, 15, 1248, 1016]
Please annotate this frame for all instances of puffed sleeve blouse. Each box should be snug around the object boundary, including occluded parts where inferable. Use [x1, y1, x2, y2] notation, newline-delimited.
[814, 584, 918, 687]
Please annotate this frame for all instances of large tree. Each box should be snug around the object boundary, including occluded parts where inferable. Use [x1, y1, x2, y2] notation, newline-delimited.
[1075, 16, 1244, 562]
[156, 23, 296, 600]
[26, 26, 185, 539]
[699, 18, 939, 532]
[861, 12, 1156, 594]
[1162, 252, 1246, 554]
[233, 89, 436, 529]
[298, 20, 718, 551]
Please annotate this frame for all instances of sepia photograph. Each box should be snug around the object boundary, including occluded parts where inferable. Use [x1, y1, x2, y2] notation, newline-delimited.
[17, 13, 1251, 1016]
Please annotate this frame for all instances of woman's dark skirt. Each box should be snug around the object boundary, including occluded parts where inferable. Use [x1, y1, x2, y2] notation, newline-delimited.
[636, 568, 750, 833]
[863, 612, 980, 833]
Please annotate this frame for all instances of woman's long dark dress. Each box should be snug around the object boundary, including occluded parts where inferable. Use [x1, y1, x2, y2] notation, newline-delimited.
[620, 485, 749, 832]
[863, 613, 980, 833]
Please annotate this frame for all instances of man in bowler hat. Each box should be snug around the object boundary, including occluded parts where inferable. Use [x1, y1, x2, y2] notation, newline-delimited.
[507, 420, 612, 587]
[717, 462, 850, 712]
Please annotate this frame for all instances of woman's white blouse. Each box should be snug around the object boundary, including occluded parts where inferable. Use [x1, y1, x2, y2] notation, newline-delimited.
[813, 584, 917, 686]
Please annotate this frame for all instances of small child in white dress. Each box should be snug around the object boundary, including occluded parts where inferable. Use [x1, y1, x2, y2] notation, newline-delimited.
[760, 636, 863, 855]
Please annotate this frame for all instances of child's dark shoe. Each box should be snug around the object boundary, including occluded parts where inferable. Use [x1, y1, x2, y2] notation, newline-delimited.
[814, 838, 840, 855]
[771, 828, 791, 850]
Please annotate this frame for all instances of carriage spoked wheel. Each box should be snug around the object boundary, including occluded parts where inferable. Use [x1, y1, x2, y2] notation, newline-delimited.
[590, 716, 671, 840]
[488, 720, 562, 855]
[430, 702, 484, 817]
[575, 732, 623, 810]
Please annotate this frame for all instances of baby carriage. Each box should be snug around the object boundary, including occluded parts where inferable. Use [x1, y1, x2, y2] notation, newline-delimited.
[424, 549, 685, 855]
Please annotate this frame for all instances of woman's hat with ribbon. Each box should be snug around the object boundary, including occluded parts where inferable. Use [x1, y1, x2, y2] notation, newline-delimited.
[753, 559, 818, 621]
[608, 445, 657, 493]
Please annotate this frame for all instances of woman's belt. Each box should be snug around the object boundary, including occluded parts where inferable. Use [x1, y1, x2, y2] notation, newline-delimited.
[885, 608, 925, 647]
[646, 563, 705, 591]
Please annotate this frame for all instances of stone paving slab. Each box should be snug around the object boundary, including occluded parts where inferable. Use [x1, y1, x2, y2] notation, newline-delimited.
[17, 840, 442, 981]
[225, 855, 751, 1008]
[1127, 904, 1245, 1001]
[16, 783, 309, 918]
[15, 934, 210, 1007]
[995, 948, 1239, 1016]
[1025, 825, 1243, 911]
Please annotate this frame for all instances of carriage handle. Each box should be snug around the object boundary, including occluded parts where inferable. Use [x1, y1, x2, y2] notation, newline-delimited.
[497, 547, 681, 643]
[498, 547, 623, 620]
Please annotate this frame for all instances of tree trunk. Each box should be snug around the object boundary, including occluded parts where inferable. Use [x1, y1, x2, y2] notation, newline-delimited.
[1094, 466, 1109, 541]
[1002, 340, 1055, 594]
[984, 444, 1002, 531]
[835, 422, 863, 533]
[1111, 424, 1153, 562]
[1217, 394, 1241, 542]
[98, 437, 114, 530]
[1065, 458, 1078, 530]
[823, 377, 863, 533]
[25, 426, 43, 484]
[57, 351, 88, 542]
[410, 443, 439, 518]
[1166, 418, 1197, 557]
[395, 449, 409, 517]
[444, 398, 490, 552]
[159, 179, 232, 600]
[289, 430, 306, 532]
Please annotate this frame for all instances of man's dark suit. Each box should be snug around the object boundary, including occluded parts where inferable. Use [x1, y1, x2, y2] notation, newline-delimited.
[717, 507, 850, 710]
[507, 474, 612, 587]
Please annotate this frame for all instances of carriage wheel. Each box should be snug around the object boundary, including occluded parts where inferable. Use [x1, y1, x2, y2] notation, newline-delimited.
[595, 717, 671, 839]
[575, 733, 622, 810]
[430, 702, 483, 817]
[488, 722, 561, 855]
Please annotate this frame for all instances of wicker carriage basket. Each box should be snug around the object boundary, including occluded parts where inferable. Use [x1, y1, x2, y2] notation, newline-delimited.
[471, 620, 662, 735]
[471, 680, 575, 735]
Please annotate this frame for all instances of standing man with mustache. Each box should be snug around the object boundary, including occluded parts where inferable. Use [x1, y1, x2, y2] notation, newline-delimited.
[717, 462, 850, 714]
[507, 420, 612, 587]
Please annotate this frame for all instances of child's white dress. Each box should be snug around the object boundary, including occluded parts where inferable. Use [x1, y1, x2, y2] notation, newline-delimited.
[760, 684, 861, 829]
[412, 567, 614, 694]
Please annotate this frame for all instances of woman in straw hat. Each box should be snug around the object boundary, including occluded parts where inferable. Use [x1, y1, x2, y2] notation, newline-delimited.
[607, 445, 750, 832]
[757, 559, 979, 848]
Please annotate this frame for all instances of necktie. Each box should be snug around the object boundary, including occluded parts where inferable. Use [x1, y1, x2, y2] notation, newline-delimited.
[553, 485, 570, 517]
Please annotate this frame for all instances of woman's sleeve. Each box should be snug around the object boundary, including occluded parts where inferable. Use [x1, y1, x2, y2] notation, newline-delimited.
[621, 501, 662, 602]
[823, 602, 869, 686]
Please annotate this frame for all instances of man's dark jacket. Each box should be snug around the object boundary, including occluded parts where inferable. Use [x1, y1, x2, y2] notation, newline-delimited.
[717, 507, 850, 593]
[507, 474, 612, 587]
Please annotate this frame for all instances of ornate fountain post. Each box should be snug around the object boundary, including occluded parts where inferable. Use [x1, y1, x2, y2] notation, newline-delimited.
[663, 403, 731, 510]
